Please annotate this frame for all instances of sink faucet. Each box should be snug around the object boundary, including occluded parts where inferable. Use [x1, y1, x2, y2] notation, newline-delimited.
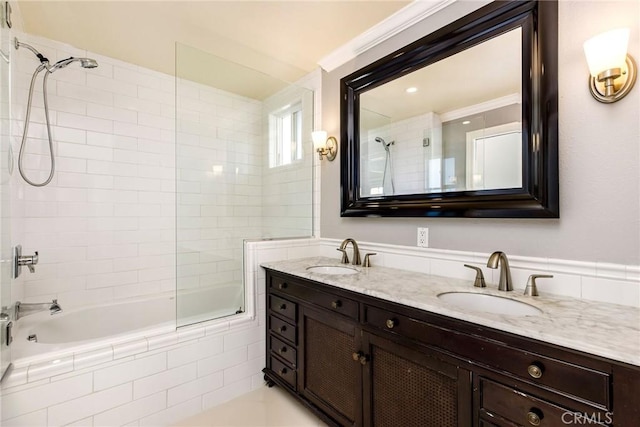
[487, 251, 513, 291]
[15, 299, 62, 320]
[338, 238, 361, 266]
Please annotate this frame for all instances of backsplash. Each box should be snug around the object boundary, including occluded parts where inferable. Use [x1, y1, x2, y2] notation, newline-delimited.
[254, 238, 640, 308]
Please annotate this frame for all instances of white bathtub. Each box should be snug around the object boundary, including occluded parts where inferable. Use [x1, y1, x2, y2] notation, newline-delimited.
[13, 284, 245, 363]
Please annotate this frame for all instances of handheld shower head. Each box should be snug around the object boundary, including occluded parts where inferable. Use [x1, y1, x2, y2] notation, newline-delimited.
[49, 57, 99, 72]
[375, 137, 394, 152]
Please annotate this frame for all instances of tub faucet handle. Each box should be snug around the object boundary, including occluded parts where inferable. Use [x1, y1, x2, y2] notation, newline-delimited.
[464, 264, 486, 288]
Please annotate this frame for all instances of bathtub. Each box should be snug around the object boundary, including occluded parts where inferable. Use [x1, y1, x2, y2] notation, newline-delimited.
[13, 284, 245, 364]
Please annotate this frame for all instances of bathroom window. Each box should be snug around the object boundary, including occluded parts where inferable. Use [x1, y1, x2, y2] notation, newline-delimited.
[269, 102, 303, 168]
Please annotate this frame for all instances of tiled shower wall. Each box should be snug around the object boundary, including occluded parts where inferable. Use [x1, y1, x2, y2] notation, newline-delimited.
[11, 32, 177, 308]
[10, 32, 316, 308]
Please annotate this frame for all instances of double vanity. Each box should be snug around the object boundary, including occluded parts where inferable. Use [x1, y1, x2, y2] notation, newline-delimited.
[262, 255, 640, 426]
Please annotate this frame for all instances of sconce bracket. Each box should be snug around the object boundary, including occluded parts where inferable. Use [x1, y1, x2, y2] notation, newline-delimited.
[589, 54, 637, 103]
[317, 136, 337, 161]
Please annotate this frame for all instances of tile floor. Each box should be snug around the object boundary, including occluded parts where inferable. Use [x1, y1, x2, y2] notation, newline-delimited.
[175, 386, 327, 426]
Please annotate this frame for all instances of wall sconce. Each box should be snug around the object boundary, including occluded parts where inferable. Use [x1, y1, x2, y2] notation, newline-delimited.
[583, 28, 637, 103]
[312, 130, 337, 161]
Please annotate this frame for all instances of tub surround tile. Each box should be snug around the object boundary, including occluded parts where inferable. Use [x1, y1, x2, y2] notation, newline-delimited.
[167, 372, 224, 407]
[201, 377, 252, 411]
[27, 356, 74, 383]
[1, 409, 48, 427]
[94, 353, 166, 391]
[167, 336, 223, 369]
[48, 383, 133, 426]
[113, 338, 149, 359]
[93, 391, 167, 427]
[133, 363, 197, 400]
[1, 373, 93, 420]
[262, 256, 640, 367]
[73, 346, 114, 371]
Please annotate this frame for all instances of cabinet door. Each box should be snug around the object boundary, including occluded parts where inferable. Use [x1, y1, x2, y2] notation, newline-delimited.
[362, 332, 472, 427]
[299, 305, 362, 426]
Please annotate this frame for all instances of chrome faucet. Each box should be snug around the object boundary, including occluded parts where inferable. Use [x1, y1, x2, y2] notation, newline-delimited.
[338, 238, 361, 265]
[487, 251, 513, 291]
[15, 299, 62, 320]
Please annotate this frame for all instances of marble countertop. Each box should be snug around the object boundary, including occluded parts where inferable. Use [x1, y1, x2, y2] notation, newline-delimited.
[262, 256, 640, 367]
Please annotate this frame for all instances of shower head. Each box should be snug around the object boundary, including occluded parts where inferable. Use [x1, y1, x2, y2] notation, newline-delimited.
[375, 137, 394, 151]
[49, 56, 99, 72]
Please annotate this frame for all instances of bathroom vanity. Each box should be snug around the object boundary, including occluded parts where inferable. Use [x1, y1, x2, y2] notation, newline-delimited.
[262, 258, 640, 426]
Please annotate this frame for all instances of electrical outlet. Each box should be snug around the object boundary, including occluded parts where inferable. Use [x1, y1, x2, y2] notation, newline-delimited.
[417, 228, 429, 247]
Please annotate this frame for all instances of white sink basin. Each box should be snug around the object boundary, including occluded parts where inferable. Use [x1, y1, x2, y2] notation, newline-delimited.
[306, 265, 359, 275]
[437, 292, 542, 316]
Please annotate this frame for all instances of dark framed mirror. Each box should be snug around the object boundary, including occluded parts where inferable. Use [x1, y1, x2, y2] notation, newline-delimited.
[340, 0, 558, 218]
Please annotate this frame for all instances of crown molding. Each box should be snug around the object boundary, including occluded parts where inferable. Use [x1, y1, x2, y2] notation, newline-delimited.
[318, 0, 457, 72]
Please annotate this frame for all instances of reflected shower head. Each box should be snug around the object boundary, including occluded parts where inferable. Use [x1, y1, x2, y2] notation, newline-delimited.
[375, 137, 394, 152]
[50, 56, 99, 72]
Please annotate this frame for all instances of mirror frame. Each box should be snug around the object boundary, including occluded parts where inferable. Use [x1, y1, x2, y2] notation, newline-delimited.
[340, 0, 558, 218]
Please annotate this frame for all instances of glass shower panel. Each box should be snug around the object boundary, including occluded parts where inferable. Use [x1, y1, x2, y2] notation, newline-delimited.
[175, 43, 314, 327]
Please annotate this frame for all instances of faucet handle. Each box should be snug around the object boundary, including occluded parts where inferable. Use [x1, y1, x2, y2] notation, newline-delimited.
[336, 248, 349, 264]
[524, 274, 553, 296]
[463, 264, 486, 288]
[363, 253, 377, 268]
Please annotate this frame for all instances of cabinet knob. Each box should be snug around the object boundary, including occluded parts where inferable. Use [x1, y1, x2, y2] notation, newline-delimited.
[278, 347, 287, 354]
[359, 354, 370, 365]
[385, 319, 397, 329]
[331, 300, 342, 309]
[278, 282, 287, 290]
[527, 363, 543, 379]
[279, 367, 288, 376]
[279, 325, 287, 333]
[279, 303, 287, 311]
[526, 409, 543, 426]
[352, 351, 363, 361]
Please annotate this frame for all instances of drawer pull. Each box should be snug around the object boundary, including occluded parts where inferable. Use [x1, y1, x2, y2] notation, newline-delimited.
[526, 408, 543, 426]
[278, 346, 287, 354]
[278, 282, 287, 290]
[385, 318, 397, 329]
[331, 300, 342, 309]
[279, 303, 287, 311]
[279, 367, 288, 376]
[279, 325, 287, 333]
[359, 354, 370, 365]
[527, 363, 544, 379]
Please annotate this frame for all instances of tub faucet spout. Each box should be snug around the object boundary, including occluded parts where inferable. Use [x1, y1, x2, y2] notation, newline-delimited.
[15, 299, 62, 320]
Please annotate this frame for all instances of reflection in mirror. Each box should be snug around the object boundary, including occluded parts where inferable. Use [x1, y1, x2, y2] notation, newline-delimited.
[359, 28, 522, 197]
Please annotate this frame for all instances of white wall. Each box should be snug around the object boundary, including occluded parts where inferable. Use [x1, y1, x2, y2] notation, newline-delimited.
[320, 0, 640, 266]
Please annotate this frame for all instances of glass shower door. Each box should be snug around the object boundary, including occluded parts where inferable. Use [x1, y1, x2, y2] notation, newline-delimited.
[175, 43, 314, 327]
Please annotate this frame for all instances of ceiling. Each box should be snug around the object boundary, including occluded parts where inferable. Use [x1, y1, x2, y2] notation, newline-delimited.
[17, 0, 411, 91]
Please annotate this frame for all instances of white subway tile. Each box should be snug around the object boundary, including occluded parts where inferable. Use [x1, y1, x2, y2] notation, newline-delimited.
[201, 378, 251, 410]
[94, 353, 166, 392]
[167, 335, 224, 369]
[139, 397, 202, 427]
[1, 373, 93, 420]
[581, 277, 640, 307]
[133, 363, 197, 399]
[58, 112, 113, 134]
[74, 346, 114, 371]
[223, 325, 264, 351]
[48, 383, 133, 426]
[113, 338, 149, 360]
[1, 409, 47, 427]
[93, 391, 166, 427]
[197, 347, 247, 378]
[168, 371, 223, 407]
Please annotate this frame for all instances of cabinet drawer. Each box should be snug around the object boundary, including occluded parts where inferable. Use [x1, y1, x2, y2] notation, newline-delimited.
[480, 378, 609, 426]
[364, 304, 611, 407]
[270, 273, 358, 320]
[269, 315, 296, 344]
[271, 356, 296, 390]
[270, 335, 297, 367]
[269, 294, 296, 321]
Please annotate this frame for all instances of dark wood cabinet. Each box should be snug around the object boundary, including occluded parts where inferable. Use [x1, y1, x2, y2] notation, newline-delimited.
[263, 269, 640, 427]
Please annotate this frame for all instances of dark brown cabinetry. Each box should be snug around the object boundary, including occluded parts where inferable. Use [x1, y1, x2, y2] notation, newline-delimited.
[263, 270, 640, 427]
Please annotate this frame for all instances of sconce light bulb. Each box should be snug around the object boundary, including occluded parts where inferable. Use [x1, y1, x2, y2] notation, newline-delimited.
[584, 28, 629, 77]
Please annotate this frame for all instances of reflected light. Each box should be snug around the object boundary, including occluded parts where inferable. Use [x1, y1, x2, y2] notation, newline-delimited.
[406, 87, 418, 93]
